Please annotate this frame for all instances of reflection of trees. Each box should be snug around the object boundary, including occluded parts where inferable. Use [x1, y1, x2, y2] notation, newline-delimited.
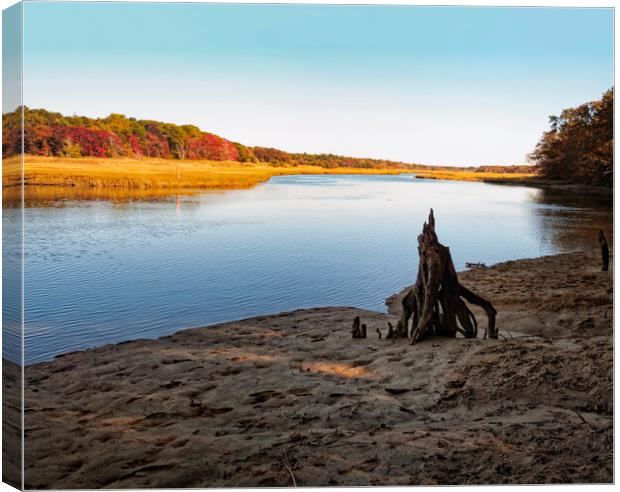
[527, 187, 613, 252]
[5, 186, 229, 209]
[529, 187, 612, 211]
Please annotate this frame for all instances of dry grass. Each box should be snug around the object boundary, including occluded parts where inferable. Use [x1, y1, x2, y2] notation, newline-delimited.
[5, 155, 408, 190]
[2, 155, 21, 185]
[2, 183, 210, 205]
[413, 169, 537, 182]
[2, 156, 536, 200]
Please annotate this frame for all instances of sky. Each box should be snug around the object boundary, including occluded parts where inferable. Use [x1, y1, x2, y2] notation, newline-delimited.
[3, 2, 21, 115]
[16, 2, 615, 166]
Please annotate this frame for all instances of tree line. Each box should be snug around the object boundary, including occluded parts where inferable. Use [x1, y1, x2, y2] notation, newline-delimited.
[529, 88, 613, 187]
[2, 107, 418, 170]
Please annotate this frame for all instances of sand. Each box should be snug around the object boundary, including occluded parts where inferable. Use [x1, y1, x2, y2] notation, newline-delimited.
[20, 250, 612, 487]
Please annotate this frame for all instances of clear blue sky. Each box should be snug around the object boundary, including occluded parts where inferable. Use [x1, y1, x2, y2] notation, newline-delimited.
[20, 2, 613, 166]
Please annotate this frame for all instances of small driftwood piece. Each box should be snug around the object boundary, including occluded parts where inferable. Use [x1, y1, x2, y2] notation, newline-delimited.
[398, 405, 416, 416]
[598, 230, 609, 272]
[351, 316, 367, 339]
[396, 320, 408, 338]
[400, 209, 498, 344]
[283, 452, 297, 487]
[386, 321, 407, 340]
[352, 316, 360, 338]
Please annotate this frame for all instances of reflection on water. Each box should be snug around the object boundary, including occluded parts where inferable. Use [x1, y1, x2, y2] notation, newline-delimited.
[527, 187, 613, 253]
[10, 174, 612, 363]
[4, 184, 207, 207]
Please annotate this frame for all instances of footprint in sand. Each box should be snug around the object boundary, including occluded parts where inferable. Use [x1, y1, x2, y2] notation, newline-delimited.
[217, 367, 242, 377]
[247, 389, 284, 404]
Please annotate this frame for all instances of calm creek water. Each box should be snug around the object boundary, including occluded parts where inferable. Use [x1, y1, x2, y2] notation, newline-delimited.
[2, 174, 612, 363]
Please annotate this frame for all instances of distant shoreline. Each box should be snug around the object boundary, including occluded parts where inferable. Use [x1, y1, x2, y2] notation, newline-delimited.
[4, 155, 408, 190]
[414, 170, 613, 195]
[4, 155, 536, 195]
[6, 155, 611, 206]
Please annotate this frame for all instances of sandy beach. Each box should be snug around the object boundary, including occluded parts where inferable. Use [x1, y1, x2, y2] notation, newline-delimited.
[20, 249, 612, 487]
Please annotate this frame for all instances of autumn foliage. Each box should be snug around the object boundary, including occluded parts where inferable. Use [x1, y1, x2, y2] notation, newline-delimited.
[529, 88, 613, 187]
[2, 107, 418, 170]
[3, 108, 241, 162]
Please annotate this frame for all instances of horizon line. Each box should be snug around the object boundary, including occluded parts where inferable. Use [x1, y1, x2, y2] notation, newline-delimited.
[8, 104, 533, 168]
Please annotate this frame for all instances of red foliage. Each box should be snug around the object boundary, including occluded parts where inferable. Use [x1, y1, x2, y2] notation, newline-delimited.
[128, 134, 144, 157]
[48, 126, 118, 157]
[3, 127, 22, 157]
[253, 146, 291, 163]
[144, 129, 171, 159]
[187, 133, 239, 161]
[24, 125, 54, 155]
[7, 109, 240, 162]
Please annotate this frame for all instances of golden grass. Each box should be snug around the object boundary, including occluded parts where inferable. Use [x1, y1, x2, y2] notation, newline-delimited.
[2, 183, 208, 206]
[2, 156, 537, 205]
[413, 170, 537, 182]
[5, 155, 407, 190]
[3, 155, 21, 184]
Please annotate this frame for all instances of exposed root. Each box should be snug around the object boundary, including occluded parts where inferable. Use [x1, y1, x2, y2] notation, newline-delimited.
[400, 209, 497, 344]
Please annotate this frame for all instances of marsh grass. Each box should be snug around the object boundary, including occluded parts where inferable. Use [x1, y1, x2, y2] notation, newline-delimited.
[2, 156, 536, 203]
[413, 170, 536, 182]
[11, 155, 408, 189]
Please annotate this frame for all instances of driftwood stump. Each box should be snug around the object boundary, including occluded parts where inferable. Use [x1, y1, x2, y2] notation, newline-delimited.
[400, 209, 497, 343]
[351, 316, 367, 338]
[598, 230, 609, 272]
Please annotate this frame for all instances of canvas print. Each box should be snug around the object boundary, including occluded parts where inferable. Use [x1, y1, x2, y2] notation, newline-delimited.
[2, 2, 614, 488]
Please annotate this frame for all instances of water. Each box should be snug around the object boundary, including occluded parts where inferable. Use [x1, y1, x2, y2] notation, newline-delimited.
[4, 174, 612, 363]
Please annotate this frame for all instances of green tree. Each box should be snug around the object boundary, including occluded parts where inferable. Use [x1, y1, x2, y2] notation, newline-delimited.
[529, 88, 613, 187]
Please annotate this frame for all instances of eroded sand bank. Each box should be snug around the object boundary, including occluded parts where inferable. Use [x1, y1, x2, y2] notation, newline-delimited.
[23, 250, 612, 487]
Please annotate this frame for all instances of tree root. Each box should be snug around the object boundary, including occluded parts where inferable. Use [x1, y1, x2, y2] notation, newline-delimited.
[399, 209, 497, 344]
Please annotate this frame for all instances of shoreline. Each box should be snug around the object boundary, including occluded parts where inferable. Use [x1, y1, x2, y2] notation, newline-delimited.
[19, 250, 613, 487]
[413, 171, 612, 197]
[4, 155, 410, 195]
[18, 248, 607, 367]
[6, 155, 612, 207]
[4, 155, 536, 194]
[482, 177, 613, 198]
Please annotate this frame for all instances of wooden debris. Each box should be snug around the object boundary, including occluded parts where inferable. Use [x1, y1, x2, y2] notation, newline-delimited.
[398, 405, 416, 416]
[351, 316, 367, 339]
[573, 409, 588, 425]
[283, 452, 297, 487]
[396, 320, 408, 338]
[386, 321, 407, 341]
[599, 230, 609, 272]
[386, 322, 394, 339]
[400, 209, 498, 344]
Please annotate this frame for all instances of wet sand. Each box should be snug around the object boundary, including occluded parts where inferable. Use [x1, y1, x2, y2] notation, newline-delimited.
[22, 250, 612, 487]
